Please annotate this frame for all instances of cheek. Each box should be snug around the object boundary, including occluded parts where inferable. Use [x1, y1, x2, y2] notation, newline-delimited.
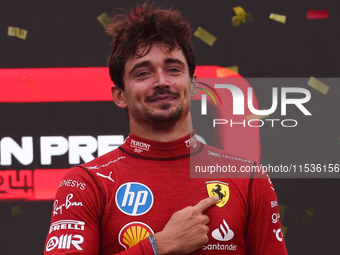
[128, 89, 146, 106]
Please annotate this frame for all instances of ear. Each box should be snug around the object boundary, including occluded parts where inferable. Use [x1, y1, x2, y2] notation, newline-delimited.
[190, 74, 198, 98]
[111, 85, 128, 109]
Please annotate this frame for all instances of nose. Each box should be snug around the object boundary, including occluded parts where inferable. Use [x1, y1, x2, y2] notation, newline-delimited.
[154, 70, 170, 90]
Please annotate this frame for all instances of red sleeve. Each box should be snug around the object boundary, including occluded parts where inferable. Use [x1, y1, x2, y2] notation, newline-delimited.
[246, 174, 288, 255]
[43, 167, 155, 255]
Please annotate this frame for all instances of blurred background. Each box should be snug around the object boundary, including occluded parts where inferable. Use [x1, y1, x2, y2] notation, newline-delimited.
[0, 0, 339, 254]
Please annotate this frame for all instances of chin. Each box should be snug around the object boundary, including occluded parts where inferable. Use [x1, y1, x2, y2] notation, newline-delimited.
[145, 106, 183, 126]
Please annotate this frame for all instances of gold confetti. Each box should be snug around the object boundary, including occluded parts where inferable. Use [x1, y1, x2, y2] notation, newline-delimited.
[7, 27, 17, 36]
[97, 12, 111, 28]
[281, 225, 288, 238]
[246, 110, 270, 120]
[232, 16, 240, 26]
[227, 65, 239, 74]
[269, 13, 287, 24]
[194, 27, 217, 46]
[216, 66, 239, 77]
[233, 6, 246, 16]
[8, 26, 27, 40]
[278, 204, 287, 223]
[11, 205, 21, 216]
[301, 206, 316, 226]
[307, 77, 329, 95]
[232, 6, 253, 26]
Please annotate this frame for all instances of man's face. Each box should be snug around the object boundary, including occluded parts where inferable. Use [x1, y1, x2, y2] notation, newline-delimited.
[120, 43, 196, 128]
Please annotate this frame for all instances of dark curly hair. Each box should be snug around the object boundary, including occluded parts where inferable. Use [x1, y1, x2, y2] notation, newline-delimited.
[106, 3, 196, 90]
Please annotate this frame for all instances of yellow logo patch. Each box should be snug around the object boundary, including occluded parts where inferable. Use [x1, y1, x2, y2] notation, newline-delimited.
[118, 222, 154, 249]
[206, 181, 230, 208]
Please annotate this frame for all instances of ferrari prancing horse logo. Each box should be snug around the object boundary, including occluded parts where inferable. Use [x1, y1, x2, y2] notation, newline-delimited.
[206, 181, 230, 208]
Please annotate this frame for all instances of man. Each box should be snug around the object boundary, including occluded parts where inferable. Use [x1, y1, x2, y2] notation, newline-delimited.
[44, 3, 287, 254]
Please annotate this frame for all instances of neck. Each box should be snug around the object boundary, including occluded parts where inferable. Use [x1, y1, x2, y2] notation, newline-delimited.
[129, 114, 193, 142]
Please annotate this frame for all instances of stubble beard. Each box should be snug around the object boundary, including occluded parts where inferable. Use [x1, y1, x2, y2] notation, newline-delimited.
[145, 103, 183, 129]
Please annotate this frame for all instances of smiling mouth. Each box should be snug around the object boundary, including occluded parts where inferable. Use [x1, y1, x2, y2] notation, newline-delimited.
[145, 90, 180, 103]
[148, 95, 177, 103]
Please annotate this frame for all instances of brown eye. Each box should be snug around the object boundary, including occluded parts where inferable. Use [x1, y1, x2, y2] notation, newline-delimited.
[136, 71, 148, 77]
[168, 68, 180, 73]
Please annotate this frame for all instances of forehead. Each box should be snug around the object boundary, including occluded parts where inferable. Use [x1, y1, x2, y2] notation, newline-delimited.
[124, 43, 188, 74]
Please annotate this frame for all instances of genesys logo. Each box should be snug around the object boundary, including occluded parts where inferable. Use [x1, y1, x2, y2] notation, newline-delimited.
[118, 222, 154, 249]
[49, 220, 85, 234]
[59, 179, 86, 190]
[198, 81, 312, 128]
[115, 182, 154, 216]
[46, 234, 84, 252]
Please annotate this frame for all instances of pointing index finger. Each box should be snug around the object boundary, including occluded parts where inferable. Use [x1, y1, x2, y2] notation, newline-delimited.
[194, 196, 219, 212]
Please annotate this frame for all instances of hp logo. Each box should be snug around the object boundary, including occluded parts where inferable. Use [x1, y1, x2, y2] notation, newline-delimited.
[115, 182, 154, 216]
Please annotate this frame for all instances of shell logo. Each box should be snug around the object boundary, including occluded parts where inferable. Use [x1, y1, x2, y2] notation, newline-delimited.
[118, 222, 154, 249]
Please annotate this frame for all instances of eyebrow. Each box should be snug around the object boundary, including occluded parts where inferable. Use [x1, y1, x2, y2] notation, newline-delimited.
[128, 58, 186, 76]
[128, 60, 152, 75]
[164, 58, 186, 68]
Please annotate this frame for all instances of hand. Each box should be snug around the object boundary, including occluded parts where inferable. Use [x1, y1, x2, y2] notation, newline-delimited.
[153, 196, 218, 255]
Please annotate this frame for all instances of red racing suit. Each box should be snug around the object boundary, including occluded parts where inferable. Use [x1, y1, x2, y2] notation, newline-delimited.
[44, 133, 288, 255]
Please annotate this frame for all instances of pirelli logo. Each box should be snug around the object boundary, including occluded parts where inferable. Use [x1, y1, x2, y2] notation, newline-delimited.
[49, 220, 85, 234]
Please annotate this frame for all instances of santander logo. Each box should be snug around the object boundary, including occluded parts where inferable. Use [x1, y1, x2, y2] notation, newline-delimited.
[211, 219, 234, 241]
